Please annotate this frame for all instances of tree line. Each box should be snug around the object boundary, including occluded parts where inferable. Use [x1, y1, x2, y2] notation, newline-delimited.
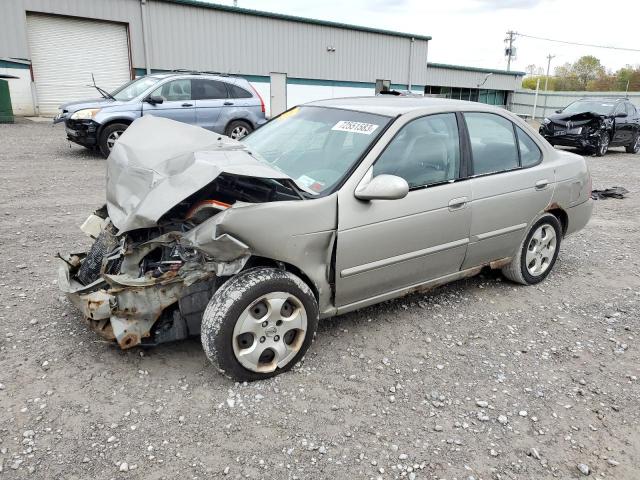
[522, 56, 640, 92]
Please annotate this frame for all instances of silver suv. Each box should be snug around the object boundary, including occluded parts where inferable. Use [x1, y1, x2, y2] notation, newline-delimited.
[53, 71, 266, 157]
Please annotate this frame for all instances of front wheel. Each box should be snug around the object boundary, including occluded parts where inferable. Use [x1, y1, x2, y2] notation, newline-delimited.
[626, 133, 640, 154]
[225, 120, 253, 140]
[98, 123, 128, 157]
[595, 132, 609, 157]
[201, 268, 318, 381]
[502, 214, 562, 285]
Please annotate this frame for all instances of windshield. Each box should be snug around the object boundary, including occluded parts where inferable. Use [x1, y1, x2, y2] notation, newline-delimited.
[562, 100, 616, 116]
[111, 76, 162, 101]
[242, 106, 391, 195]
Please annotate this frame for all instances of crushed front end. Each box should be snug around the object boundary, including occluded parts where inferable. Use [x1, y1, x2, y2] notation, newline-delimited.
[58, 208, 249, 349]
[539, 111, 612, 152]
[58, 115, 306, 350]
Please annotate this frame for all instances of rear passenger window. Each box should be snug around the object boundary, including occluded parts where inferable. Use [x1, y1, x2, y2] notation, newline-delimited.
[373, 113, 460, 189]
[192, 79, 228, 100]
[227, 84, 253, 99]
[516, 127, 542, 167]
[465, 112, 519, 175]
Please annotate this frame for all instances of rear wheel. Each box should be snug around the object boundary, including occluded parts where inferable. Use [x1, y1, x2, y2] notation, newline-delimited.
[98, 123, 128, 157]
[626, 133, 640, 154]
[225, 120, 253, 140]
[502, 214, 562, 285]
[201, 268, 318, 381]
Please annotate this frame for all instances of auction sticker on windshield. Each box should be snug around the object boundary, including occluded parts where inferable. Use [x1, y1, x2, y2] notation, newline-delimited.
[332, 121, 379, 135]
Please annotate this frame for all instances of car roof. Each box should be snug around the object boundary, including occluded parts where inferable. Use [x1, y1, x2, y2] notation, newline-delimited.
[147, 72, 249, 84]
[305, 96, 499, 117]
[577, 97, 626, 102]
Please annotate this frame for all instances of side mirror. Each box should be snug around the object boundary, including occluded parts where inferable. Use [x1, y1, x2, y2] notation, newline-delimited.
[555, 109, 562, 114]
[355, 173, 409, 201]
[145, 95, 164, 105]
[615, 111, 627, 118]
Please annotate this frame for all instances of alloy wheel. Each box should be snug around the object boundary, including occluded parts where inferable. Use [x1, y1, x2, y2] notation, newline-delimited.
[230, 125, 249, 139]
[599, 133, 609, 156]
[525, 224, 557, 277]
[232, 292, 307, 373]
[106, 130, 124, 151]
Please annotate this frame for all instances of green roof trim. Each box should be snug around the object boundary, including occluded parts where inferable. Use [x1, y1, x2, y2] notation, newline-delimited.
[162, 0, 432, 41]
[0, 59, 30, 70]
[428, 62, 526, 77]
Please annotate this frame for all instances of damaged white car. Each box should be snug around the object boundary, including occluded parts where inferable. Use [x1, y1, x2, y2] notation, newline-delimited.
[59, 98, 592, 381]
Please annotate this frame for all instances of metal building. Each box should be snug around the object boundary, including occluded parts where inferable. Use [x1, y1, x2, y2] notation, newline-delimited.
[0, 0, 430, 116]
[0, 0, 524, 117]
[425, 63, 525, 107]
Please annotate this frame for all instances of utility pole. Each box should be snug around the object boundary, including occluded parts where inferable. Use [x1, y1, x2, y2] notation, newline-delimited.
[505, 31, 516, 71]
[544, 54, 555, 91]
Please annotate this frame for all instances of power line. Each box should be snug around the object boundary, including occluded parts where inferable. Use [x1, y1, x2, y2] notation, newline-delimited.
[516, 32, 640, 53]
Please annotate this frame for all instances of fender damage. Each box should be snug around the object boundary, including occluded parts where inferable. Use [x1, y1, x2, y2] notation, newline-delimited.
[58, 116, 337, 349]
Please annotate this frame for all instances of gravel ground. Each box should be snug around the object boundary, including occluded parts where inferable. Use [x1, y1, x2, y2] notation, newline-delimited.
[0, 120, 639, 480]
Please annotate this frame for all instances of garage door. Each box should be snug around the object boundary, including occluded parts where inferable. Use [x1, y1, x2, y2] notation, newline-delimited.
[26, 13, 131, 115]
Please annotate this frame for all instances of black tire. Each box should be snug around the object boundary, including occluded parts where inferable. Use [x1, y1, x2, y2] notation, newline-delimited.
[98, 123, 129, 158]
[201, 268, 318, 381]
[224, 120, 253, 140]
[595, 131, 609, 157]
[502, 213, 562, 285]
[625, 133, 640, 154]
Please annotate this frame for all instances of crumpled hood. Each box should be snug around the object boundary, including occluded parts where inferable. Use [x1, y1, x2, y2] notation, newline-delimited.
[548, 111, 608, 127]
[107, 116, 291, 233]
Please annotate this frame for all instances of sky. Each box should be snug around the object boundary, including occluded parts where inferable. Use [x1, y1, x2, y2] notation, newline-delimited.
[220, 0, 640, 75]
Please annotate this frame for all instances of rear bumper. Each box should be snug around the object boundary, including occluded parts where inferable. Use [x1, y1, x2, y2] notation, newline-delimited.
[566, 199, 593, 236]
[64, 119, 100, 147]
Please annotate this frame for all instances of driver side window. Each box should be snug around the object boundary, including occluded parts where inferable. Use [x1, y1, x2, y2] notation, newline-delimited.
[150, 79, 192, 102]
[373, 113, 460, 189]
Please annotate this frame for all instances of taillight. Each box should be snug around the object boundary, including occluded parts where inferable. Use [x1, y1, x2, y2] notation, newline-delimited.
[249, 83, 265, 113]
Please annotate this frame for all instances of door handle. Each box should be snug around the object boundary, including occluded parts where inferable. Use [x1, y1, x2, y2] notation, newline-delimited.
[535, 179, 549, 190]
[224, 101, 234, 106]
[181, 103, 193, 107]
[448, 196, 468, 211]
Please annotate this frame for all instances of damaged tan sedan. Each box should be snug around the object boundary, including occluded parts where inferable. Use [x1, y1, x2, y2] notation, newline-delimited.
[59, 97, 593, 381]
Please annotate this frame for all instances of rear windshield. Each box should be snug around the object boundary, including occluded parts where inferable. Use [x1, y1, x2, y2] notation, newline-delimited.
[111, 77, 161, 101]
[242, 106, 391, 195]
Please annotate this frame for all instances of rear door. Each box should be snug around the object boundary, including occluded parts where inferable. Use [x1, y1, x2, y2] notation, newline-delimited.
[142, 78, 196, 125]
[461, 112, 554, 269]
[193, 79, 229, 132]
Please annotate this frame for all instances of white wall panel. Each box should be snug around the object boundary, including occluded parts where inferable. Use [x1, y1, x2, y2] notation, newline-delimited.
[0, 69, 35, 116]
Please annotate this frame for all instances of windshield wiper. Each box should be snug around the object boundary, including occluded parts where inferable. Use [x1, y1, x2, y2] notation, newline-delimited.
[88, 73, 116, 100]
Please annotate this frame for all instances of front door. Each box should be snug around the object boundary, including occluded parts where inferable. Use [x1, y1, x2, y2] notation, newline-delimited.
[270, 72, 287, 117]
[611, 103, 633, 146]
[335, 113, 472, 308]
[142, 78, 196, 125]
[461, 112, 554, 268]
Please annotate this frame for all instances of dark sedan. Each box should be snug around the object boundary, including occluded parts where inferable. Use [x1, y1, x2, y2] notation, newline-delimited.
[539, 98, 640, 156]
